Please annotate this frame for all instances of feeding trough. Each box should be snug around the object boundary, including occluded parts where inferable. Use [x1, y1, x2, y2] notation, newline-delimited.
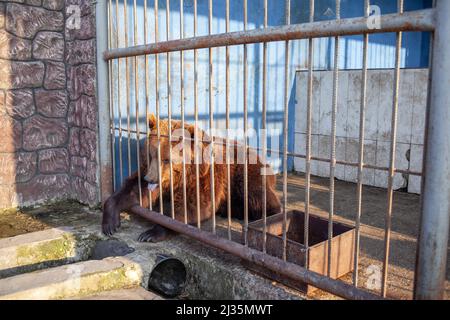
[243, 210, 355, 294]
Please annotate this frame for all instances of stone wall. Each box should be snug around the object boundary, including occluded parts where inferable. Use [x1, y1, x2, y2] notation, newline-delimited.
[0, 0, 98, 208]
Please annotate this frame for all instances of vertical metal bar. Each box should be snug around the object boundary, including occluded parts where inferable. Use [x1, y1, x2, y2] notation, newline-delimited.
[381, 0, 404, 298]
[96, 0, 113, 203]
[155, 0, 164, 214]
[108, 0, 116, 192]
[261, 0, 268, 253]
[353, 0, 370, 287]
[124, 0, 132, 177]
[180, 0, 188, 224]
[116, 0, 124, 187]
[243, 0, 249, 246]
[208, 0, 216, 234]
[133, 0, 143, 206]
[304, 0, 315, 268]
[281, 0, 291, 261]
[225, 0, 232, 240]
[166, 0, 175, 220]
[194, 0, 201, 228]
[144, 0, 152, 210]
[414, 0, 449, 301]
[327, 0, 341, 277]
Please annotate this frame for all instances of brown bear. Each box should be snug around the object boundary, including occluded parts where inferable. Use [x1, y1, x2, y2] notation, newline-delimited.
[102, 115, 281, 242]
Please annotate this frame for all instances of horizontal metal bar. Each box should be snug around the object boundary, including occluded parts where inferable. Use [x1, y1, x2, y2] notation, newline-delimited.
[129, 205, 383, 300]
[104, 9, 435, 60]
[111, 127, 422, 177]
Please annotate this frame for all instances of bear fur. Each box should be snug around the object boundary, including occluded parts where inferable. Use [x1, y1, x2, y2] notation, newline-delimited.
[102, 115, 281, 242]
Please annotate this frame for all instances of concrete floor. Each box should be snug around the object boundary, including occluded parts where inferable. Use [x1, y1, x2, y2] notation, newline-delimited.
[0, 174, 448, 300]
[272, 173, 450, 300]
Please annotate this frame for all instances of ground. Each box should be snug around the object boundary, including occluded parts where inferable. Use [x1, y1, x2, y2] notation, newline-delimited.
[0, 174, 448, 300]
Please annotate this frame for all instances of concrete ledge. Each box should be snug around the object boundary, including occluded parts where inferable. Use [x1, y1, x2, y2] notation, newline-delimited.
[0, 257, 143, 300]
[78, 287, 163, 300]
[0, 228, 93, 278]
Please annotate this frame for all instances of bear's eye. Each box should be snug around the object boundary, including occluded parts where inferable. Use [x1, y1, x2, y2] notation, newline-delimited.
[163, 159, 170, 164]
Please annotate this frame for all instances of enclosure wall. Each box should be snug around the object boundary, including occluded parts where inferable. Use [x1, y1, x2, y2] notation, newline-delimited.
[0, 0, 99, 208]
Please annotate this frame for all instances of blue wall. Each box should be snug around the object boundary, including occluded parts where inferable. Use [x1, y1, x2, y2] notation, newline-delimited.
[110, 0, 432, 189]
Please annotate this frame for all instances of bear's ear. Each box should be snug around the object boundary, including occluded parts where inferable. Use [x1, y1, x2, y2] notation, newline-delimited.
[148, 113, 157, 129]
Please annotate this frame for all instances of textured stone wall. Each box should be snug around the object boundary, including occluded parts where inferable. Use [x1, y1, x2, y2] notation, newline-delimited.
[0, 0, 98, 208]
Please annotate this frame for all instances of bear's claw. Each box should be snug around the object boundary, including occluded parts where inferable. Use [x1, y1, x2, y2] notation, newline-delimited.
[138, 225, 172, 243]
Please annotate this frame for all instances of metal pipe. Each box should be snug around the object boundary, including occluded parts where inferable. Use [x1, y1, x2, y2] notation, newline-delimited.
[96, 0, 113, 203]
[111, 126, 423, 177]
[414, 0, 450, 300]
[243, 0, 249, 245]
[209, 0, 216, 234]
[129, 205, 383, 301]
[304, 0, 315, 268]
[225, 0, 232, 241]
[144, 0, 152, 210]
[193, 0, 201, 229]
[382, 0, 404, 298]
[281, 0, 290, 262]
[261, 0, 268, 253]
[124, 0, 132, 177]
[328, 0, 341, 278]
[133, 0, 143, 205]
[115, 0, 124, 186]
[353, 0, 370, 288]
[155, 0, 164, 214]
[166, 0, 175, 220]
[104, 9, 435, 60]
[180, 0, 188, 224]
[108, 0, 116, 192]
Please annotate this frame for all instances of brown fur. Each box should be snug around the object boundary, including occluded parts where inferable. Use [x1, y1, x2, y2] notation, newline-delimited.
[102, 115, 281, 239]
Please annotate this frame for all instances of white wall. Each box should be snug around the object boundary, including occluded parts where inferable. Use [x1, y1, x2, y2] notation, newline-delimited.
[294, 69, 428, 194]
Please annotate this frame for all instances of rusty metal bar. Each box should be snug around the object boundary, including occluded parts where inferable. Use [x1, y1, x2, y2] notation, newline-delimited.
[133, 0, 143, 205]
[261, 0, 268, 253]
[144, 0, 152, 210]
[353, 0, 370, 287]
[243, 0, 249, 246]
[208, 0, 216, 234]
[124, 0, 132, 177]
[129, 205, 383, 300]
[115, 0, 124, 186]
[104, 9, 435, 60]
[155, 0, 164, 214]
[352, 1, 368, 286]
[304, 0, 315, 268]
[225, 0, 232, 241]
[180, 0, 188, 224]
[193, 0, 201, 229]
[108, 0, 116, 192]
[281, 0, 291, 262]
[414, 0, 450, 301]
[97, 0, 113, 203]
[328, 0, 341, 278]
[112, 126, 423, 177]
[166, 0, 175, 220]
[382, 0, 404, 298]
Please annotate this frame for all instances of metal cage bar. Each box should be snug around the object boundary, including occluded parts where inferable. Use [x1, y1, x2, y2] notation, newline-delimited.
[353, 0, 370, 288]
[100, 0, 446, 301]
[327, 0, 341, 277]
[381, 0, 404, 298]
[281, 0, 291, 262]
[243, 0, 249, 246]
[180, 0, 188, 224]
[414, 0, 450, 300]
[104, 9, 434, 60]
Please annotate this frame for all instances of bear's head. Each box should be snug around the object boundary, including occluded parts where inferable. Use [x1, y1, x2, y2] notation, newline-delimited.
[143, 114, 212, 192]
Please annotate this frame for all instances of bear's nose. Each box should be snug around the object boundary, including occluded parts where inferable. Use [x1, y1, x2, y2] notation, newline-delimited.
[144, 175, 154, 183]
